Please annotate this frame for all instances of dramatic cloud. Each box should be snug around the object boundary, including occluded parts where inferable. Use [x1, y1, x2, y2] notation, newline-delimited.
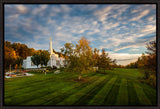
[5, 4, 156, 65]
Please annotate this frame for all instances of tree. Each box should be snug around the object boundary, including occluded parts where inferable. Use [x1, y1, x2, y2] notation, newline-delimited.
[4, 41, 37, 70]
[92, 48, 100, 67]
[61, 43, 74, 67]
[111, 59, 117, 69]
[5, 41, 12, 48]
[75, 37, 93, 80]
[28, 48, 36, 56]
[4, 45, 17, 69]
[40, 50, 50, 67]
[31, 51, 41, 68]
[16, 56, 23, 68]
[128, 41, 156, 88]
[145, 41, 156, 72]
[98, 48, 111, 73]
[62, 37, 93, 80]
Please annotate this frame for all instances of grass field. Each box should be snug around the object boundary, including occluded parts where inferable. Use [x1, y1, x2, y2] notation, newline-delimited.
[4, 68, 156, 105]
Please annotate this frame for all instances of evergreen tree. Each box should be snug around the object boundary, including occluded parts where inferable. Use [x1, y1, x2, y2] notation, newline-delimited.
[40, 50, 50, 67]
[98, 48, 112, 73]
[31, 51, 41, 68]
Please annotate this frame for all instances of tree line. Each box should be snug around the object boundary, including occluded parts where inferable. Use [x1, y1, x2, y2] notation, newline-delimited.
[125, 41, 156, 88]
[4, 41, 36, 69]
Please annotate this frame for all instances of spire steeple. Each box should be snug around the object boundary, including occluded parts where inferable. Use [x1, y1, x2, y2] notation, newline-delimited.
[49, 37, 53, 54]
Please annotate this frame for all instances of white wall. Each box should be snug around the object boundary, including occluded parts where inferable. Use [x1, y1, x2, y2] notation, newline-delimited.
[23, 56, 41, 69]
[23, 55, 65, 69]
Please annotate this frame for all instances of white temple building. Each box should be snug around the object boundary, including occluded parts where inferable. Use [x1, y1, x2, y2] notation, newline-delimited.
[22, 37, 65, 69]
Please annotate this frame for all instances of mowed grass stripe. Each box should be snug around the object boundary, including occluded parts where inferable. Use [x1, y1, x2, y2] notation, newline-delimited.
[4, 68, 156, 106]
[73, 75, 112, 105]
[43, 74, 105, 105]
[127, 80, 140, 105]
[5, 76, 60, 94]
[4, 75, 73, 99]
[133, 82, 152, 105]
[88, 76, 117, 105]
[115, 78, 128, 105]
[5, 73, 72, 91]
[103, 77, 121, 105]
[57, 76, 107, 105]
[139, 83, 156, 105]
[23, 74, 99, 105]
[5, 81, 74, 105]
[5, 78, 62, 98]
[5, 72, 95, 98]
[42, 79, 98, 105]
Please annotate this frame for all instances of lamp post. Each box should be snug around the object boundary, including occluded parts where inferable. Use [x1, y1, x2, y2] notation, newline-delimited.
[10, 64, 11, 77]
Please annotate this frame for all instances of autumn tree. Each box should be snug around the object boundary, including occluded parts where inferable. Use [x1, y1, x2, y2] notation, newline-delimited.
[6, 41, 36, 59]
[75, 37, 93, 80]
[61, 37, 93, 80]
[4, 46, 17, 69]
[61, 43, 74, 67]
[145, 41, 156, 87]
[92, 48, 100, 67]
[145, 41, 156, 72]
[28, 48, 36, 56]
[5, 41, 12, 48]
[127, 41, 156, 87]
[16, 56, 23, 68]
[111, 59, 117, 69]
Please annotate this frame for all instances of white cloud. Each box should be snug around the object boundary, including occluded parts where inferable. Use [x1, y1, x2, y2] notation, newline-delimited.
[147, 16, 155, 22]
[114, 45, 140, 52]
[54, 32, 78, 43]
[94, 5, 129, 23]
[92, 21, 97, 25]
[32, 5, 48, 15]
[129, 49, 139, 51]
[87, 29, 100, 35]
[60, 5, 71, 12]
[7, 14, 19, 22]
[16, 5, 28, 14]
[141, 25, 156, 34]
[108, 53, 141, 65]
[94, 6, 112, 16]
[26, 42, 49, 50]
[103, 22, 119, 30]
[131, 9, 139, 13]
[130, 10, 150, 21]
[49, 5, 71, 16]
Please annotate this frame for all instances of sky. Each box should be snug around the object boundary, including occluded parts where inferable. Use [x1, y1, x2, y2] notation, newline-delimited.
[4, 4, 156, 65]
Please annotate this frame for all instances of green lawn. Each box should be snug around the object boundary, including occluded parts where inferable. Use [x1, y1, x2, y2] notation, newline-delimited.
[4, 68, 156, 105]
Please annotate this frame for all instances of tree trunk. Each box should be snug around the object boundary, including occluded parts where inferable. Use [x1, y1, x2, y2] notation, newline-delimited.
[78, 73, 81, 80]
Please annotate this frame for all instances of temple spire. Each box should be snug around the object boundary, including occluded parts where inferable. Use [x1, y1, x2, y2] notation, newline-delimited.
[49, 37, 53, 54]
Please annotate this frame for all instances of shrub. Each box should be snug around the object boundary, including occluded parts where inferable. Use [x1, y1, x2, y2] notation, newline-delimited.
[52, 66, 57, 70]
[46, 66, 52, 71]
[146, 74, 156, 88]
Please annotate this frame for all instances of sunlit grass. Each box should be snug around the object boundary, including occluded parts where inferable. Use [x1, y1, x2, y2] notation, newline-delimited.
[4, 68, 156, 105]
